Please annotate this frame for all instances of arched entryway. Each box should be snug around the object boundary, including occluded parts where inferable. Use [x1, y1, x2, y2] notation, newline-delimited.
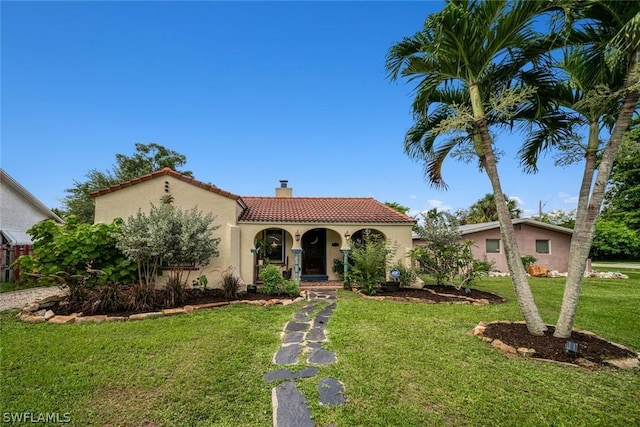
[350, 228, 386, 244]
[301, 228, 327, 280]
[252, 228, 294, 283]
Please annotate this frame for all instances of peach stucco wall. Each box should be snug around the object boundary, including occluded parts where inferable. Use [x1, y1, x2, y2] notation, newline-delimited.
[464, 224, 572, 272]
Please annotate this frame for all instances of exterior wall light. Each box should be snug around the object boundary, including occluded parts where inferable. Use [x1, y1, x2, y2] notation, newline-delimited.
[295, 231, 301, 241]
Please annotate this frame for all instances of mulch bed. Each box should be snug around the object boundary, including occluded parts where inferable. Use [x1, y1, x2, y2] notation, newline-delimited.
[370, 286, 638, 367]
[374, 285, 505, 304]
[482, 322, 638, 366]
[53, 288, 289, 317]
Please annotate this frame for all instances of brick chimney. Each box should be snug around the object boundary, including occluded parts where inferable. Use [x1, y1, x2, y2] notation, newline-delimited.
[275, 180, 292, 198]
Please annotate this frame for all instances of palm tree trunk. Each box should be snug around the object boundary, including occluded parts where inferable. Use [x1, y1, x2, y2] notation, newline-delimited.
[470, 84, 547, 335]
[555, 56, 640, 338]
[553, 121, 599, 338]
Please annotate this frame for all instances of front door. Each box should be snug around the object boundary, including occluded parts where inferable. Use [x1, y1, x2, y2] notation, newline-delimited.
[302, 228, 326, 276]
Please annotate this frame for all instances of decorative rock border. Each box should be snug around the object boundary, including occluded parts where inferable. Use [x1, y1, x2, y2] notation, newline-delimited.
[17, 293, 307, 325]
[471, 320, 640, 370]
[356, 288, 505, 305]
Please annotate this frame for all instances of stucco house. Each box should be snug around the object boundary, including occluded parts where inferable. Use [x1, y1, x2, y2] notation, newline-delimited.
[1, 168, 64, 282]
[413, 218, 574, 273]
[459, 219, 574, 272]
[91, 168, 416, 286]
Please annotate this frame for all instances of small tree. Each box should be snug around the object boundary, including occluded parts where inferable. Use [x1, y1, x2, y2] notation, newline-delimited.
[410, 209, 475, 289]
[116, 204, 220, 288]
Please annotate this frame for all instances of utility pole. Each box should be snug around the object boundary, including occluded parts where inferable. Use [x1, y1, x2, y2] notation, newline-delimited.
[538, 200, 547, 219]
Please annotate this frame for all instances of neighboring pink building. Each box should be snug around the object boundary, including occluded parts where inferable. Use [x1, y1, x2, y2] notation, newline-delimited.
[414, 218, 574, 273]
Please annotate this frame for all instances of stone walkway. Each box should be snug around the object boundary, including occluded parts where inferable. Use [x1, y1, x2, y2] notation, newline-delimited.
[0, 286, 67, 312]
[263, 290, 345, 427]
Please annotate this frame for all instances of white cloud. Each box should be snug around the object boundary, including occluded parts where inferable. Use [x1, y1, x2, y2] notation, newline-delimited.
[409, 194, 417, 199]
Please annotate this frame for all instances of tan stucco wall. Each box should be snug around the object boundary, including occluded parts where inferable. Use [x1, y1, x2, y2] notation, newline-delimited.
[94, 176, 415, 287]
[463, 224, 572, 273]
[94, 176, 242, 287]
[237, 223, 415, 284]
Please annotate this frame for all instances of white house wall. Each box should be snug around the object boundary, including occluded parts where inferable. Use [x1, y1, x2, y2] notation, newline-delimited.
[1, 179, 53, 232]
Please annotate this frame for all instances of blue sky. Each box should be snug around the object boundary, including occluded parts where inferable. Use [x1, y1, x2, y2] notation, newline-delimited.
[2, 1, 584, 218]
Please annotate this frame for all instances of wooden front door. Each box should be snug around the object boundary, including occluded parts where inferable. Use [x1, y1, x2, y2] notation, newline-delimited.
[302, 228, 326, 275]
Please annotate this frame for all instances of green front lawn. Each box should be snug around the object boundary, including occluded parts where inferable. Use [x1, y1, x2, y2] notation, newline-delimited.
[2, 276, 639, 426]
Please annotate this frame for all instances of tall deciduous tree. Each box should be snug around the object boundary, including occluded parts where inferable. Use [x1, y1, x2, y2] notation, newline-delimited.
[61, 143, 191, 224]
[386, 0, 566, 334]
[601, 117, 640, 230]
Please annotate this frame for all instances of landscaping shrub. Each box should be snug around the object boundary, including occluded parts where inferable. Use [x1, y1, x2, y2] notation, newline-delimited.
[281, 279, 300, 297]
[83, 282, 125, 314]
[218, 266, 241, 299]
[125, 282, 156, 312]
[349, 232, 393, 295]
[161, 276, 188, 308]
[521, 255, 538, 268]
[258, 264, 299, 296]
[332, 257, 355, 278]
[191, 275, 209, 291]
[15, 216, 137, 287]
[259, 264, 284, 295]
[473, 258, 495, 273]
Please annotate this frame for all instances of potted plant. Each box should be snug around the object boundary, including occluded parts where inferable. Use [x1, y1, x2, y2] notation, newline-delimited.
[255, 239, 267, 265]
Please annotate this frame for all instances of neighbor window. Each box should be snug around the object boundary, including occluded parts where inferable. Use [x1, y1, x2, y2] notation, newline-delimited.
[486, 239, 501, 253]
[536, 239, 550, 254]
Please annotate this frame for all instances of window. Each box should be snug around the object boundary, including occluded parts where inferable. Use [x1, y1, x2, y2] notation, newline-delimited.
[536, 240, 550, 254]
[486, 239, 501, 253]
[264, 229, 285, 263]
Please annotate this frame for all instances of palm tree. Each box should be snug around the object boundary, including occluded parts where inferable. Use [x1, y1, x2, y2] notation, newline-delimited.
[549, 1, 640, 338]
[386, 0, 567, 335]
[462, 193, 523, 224]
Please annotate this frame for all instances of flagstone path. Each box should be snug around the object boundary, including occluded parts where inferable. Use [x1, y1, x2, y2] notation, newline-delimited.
[264, 290, 345, 427]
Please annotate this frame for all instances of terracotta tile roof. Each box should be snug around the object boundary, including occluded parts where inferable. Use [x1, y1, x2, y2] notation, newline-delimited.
[238, 197, 416, 223]
[90, 168, 245, 205]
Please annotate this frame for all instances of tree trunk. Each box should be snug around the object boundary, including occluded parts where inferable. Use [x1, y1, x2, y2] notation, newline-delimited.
[469, 84, 547, 335]
[554, 56, 640, 338]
